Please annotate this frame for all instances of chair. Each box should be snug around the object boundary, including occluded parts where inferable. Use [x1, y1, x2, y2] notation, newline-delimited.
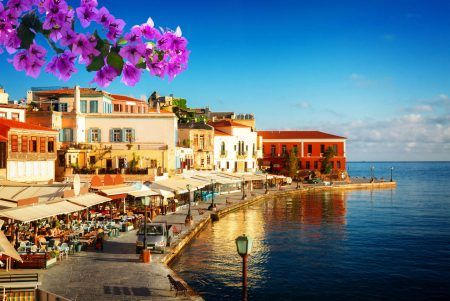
[30, 245, 38, 253]
[58, 243, 69, 260]
[17, 242, 27, 253]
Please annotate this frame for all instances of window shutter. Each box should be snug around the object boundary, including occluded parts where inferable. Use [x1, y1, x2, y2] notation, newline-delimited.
[122, 129, 127, 142]
[98, 129, 102, 142]
[59, 129, 64, 142]
[69, 129, 73, 142]
[109, 129, 114, 142]
[131, 129, 135, 142]
[88, 128, 92, 143]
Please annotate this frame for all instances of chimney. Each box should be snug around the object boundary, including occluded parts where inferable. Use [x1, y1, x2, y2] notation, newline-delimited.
[74, 85, 81, 113]
[156, 101, 160, 113]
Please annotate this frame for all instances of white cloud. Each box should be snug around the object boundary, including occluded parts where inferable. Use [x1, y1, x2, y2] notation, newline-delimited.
[403, 114, 422, 123]
[413, 105, 433, 112]
[295, 101, 311, 109]
[349, 73, 375, 88]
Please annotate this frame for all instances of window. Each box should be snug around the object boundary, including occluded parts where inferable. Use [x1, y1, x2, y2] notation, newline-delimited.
[199, 135, 205, 149]
[39, 137, 46, 153]
[194, 135, 199, 147]
[89, 156, 96, 165]
[48, 137, 54, 152]
[221, 142, 226, 155]
[282, 145, 287, 156]
[299, 161, 302, 169]
[201, 158, 204, 167]
[111, 129, 122, 142]
[307, 144, 312, 154]
[207, 155, 211, 165]
[320, 144, 325, 154]
[11, 113, 20, 121]
[314, 161, 318, 169]
[0, 112, 6, 119]
[306, 161, 310, 169]
[89, 128, 101, 142]
[59, 128, 73, 142]
[333, 144, 338, 153]
[114, 104, 120, 112]
[271, 145, 276, 157]
[21, 136, 28, 152]
[90, 100, 98, 113]
[80, 100, 87, 113]
[30, 137, 37, 152]
[331, 161, 334, 169]
[0, 142, 6, 168]
[226, 161, 230, 169]
[293, 145, 298, 155]
[337, 161, 341, 169]
[124, 128, 134, 142]
[60, 103, 68, 112]
[11, 135, 18, 152]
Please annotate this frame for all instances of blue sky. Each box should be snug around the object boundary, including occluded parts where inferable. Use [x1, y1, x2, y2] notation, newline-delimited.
[1, 0, 450, 161]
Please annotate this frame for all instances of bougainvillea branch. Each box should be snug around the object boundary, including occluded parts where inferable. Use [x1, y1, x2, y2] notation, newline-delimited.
[0, 0, 189, 87]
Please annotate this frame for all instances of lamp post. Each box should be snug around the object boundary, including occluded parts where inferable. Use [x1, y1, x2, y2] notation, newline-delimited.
[370, 165, 375, 182]
[296, 171, 299, 189]
[265, 173, 268, 194]
[141, 196, 151, 262]
[390, 166, 394, 182]
[235, 234, 253, 301]
[185, 184, 193, 226]
[241, 176, 246, 200]
[208, 179, 217, 211]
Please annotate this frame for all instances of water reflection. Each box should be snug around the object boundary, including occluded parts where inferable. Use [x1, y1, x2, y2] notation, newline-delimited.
[171, 191, 348, 300]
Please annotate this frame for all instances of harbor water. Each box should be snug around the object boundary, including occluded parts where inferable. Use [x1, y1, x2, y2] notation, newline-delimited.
[171, 162, 450, 300]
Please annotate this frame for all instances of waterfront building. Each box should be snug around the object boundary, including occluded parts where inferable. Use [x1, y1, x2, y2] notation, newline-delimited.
[178, 122, 214, 170]
[208, 120, 261, 172]
[258, 130, 347, 172]
[175, 147, 194, 173]
[0, 86, 10, 104]
[0, 119, 58, 182]
[26, 86, 177, 181]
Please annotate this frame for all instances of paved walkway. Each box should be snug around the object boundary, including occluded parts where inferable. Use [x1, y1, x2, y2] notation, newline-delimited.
[37, 230, 197, 301]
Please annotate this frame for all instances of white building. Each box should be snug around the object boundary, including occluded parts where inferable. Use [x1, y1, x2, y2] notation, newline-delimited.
[209, 120, 261, 172]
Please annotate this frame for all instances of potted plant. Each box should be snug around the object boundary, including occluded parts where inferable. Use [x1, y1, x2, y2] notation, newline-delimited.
[46, 251, 58, 267]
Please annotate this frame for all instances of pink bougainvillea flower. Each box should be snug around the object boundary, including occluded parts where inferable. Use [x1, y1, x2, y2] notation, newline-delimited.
[121, 62, 141, 86]
[45, 50, 77, 81]
[140, 18, 161, 40]
[124, 25, 142, 43]
[119, 43, 146, 65]
[106, 18, 125, 41]
[60, 28, 77, 47]
[92, 65, 118, 87]
[11, 50, 28, 71]
[76, 4, 98, 28]
[95, 6, 113, 28]
[72, 33, 99, 58]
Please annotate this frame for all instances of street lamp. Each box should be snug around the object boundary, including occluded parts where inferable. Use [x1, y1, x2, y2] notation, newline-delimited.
[296, 171, 299, 189]
[241, 176, 246, 200]
[235, 234, 253, 301]
[185, 184, 193, 226]
[390, 166, 394, 182]
[370, 165, 375, 182]
[265, 173, 268, 194]
[141, 196, 151, 261]
[208, 179, 217, 211]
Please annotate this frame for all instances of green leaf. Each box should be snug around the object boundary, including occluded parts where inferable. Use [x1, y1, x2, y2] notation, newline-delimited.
[136, 61, 147, 69]
[17, 23, 35, 49]
[87, 55, 105, 72]
[117, 38, 128, 46]
[107, 51, 124, 74]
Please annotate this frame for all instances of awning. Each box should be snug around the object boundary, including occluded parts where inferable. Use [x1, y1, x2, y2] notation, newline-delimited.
[66, 193, 111, 208]
[97, 184, 139, 196]
[0, 200, 85, 223]
[0, 231, 22, 262]
[0, 200, 17, 209]
[128, 189, 161, 198]
[151, 189, 175, 199]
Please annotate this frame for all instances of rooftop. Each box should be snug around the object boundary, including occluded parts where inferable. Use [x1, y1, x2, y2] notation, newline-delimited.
[0, 119, 57, 133]
[109, 94, 146, 103]
[178, 121, 213, 130]
[258, 130, 346, 140]
[208, 120, 251, 128]
[32, 87, 104, 96]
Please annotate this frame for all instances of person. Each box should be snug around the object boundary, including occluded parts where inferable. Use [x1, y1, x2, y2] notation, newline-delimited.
[96, 228, 104, 252]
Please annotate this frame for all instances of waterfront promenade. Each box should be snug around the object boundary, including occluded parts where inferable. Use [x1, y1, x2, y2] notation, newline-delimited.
[4, 180, 396, 300]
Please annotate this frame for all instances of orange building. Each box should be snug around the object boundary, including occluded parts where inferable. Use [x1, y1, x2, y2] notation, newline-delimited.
[258, 130, 347, 172]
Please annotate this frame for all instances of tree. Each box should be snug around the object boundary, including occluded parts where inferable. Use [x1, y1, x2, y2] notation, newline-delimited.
[0, 0, 189, 87]
[320, 146, 336, 174]
[287, 150, 299, 179]
[172, 98, 187, 109]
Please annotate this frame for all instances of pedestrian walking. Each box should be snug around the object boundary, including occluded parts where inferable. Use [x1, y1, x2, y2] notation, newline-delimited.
[96, 228, 104, 252]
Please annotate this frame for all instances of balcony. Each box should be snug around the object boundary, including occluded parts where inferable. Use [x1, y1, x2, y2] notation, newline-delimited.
[9, 152, 57, 161]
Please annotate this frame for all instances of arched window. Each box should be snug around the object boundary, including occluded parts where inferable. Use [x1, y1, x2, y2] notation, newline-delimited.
[221, 142, 226, 155]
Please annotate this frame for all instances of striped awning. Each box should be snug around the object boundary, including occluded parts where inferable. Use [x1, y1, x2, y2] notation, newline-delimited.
[66, 193, 111, 208]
